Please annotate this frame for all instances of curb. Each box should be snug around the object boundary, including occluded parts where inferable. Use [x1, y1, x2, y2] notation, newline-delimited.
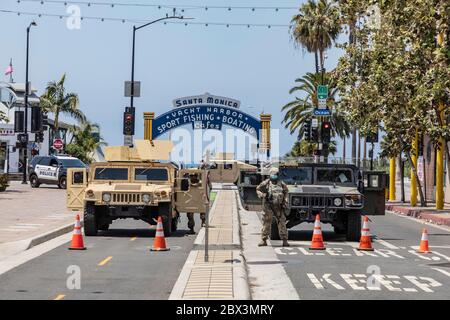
[386, 205, 450, 227]
[26, 222, 78, 250]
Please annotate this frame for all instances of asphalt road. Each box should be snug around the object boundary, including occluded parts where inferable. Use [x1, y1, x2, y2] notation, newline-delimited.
[0, 214, 202, 300]
[272, 212, 450, 299]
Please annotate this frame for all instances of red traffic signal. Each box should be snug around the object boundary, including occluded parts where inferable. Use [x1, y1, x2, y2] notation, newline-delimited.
[123, 111, 135, 135]
[321, 121, 332, 143]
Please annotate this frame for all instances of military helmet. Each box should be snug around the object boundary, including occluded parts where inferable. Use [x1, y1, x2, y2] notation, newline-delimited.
[269, 167, 279, 175]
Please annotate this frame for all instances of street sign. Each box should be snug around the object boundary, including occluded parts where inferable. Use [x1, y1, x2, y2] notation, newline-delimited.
[317, 85, 328, 100]
[124, 81, 141, 97]
[318, 99, 327, 109]
[124, 135, 133, 147]
[53, 138, 63, 150]
[314, 109, 332, 116]
[311, 118, 319, 128]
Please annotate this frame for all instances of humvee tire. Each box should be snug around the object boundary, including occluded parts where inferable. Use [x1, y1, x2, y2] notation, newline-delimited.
[158, 202, 172, 237]
[346, 211, 361, 241]
[270, 219, 281, 240]
[84, 202, 98, 236]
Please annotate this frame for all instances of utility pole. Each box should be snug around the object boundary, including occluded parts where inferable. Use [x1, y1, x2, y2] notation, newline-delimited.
[22, 21, 37, 184]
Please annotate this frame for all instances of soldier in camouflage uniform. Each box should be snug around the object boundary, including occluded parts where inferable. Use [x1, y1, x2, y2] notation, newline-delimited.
[186, 168, 210, 234]
[256, 167, 289, 247]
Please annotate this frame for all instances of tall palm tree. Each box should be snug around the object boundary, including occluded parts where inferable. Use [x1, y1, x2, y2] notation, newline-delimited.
[40, 74, 85, 136]
[291, 0, 341, 73]
[282, 72, 350, 141]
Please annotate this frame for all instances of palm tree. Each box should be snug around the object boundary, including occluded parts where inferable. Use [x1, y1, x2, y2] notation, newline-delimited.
[291, 0, 340, 73]
[66, 121, 106, 164]
[282, 72, 350, 141]
[40, 74, 85, 136]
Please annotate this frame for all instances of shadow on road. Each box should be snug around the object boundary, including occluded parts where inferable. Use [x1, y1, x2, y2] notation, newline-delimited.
[97, 228, 193, 238]
[287, 230, 347, 242]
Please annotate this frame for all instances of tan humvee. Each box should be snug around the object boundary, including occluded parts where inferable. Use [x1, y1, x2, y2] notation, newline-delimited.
[66, 140, 210, 236]
[205, 152, 258, 184]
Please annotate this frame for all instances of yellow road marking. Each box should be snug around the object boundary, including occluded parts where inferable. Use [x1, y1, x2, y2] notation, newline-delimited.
[130, 236, 137, 241]
[54, 294, 65, 300]
[98, 256, 113, 266]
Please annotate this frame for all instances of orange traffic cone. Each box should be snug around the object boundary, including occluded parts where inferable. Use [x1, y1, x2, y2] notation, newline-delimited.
[309, 214, 326, 250]
[417, 228, 432, 253]
[69, 214, 86, 250]
[151, 216, 170, 251]
[358, 216, 374, 251]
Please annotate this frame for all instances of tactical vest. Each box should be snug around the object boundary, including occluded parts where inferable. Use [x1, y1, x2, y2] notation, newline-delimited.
[268, 182, 285, 206]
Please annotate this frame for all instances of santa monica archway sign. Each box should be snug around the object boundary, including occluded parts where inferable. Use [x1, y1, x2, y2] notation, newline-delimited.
[143, 93, 272, 152]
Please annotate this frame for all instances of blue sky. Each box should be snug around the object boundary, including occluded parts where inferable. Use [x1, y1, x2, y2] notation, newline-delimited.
[0, 0, 360, 158]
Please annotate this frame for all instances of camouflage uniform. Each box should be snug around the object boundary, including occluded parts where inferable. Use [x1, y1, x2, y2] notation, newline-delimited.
[256, 178, 289, 241]
[186, 169, 210, 233]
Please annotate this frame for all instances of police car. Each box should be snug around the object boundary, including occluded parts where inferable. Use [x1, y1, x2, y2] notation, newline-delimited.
[29, 155, 86, 189]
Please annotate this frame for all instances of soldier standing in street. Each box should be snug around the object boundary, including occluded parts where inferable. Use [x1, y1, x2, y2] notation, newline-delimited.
[186, 168, 210, 234]
[256, 167, 290, 247]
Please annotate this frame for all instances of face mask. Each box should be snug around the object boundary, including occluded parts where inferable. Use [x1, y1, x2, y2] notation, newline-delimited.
[270, 175, 278, 182]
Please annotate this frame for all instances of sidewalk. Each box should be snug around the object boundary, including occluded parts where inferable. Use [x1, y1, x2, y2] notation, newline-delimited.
[169, 188, 250, 300]
[386, 201, 450, 227]
[0, 181, 75, 260]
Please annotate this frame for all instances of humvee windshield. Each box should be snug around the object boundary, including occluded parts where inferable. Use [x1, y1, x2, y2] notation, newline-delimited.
[134, 168, 168, 181]
[94, 168, 128, 180]
[279, 167, 313, 185]
[316, 168, 354, 185]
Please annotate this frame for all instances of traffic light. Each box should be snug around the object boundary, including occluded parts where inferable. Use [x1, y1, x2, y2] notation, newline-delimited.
[31, 106, 43, 133]
[366, 129, 379, 143]
[14, 111, 25, 133]
[321, 121, 332, 143]
[304, 119, 312, 141]
[35, 132, 44, 143]
[312, 127, 319, 142]
[17, 133, 28, 148]
[123, 111, 135, 135]
[42, 113, 49, 131]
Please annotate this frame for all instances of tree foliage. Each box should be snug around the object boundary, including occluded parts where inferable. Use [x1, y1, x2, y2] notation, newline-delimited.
[334, 0, 450, 206]
[65, 121, 106, 164]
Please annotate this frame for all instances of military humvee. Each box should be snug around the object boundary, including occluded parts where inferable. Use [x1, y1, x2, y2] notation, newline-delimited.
[66, 140, 210, 236]
[205, 152, 258, 184]
[270, 162, 386, 241]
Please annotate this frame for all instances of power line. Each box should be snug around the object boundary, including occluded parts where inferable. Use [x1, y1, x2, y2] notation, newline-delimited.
[0, 9, 291, 28]
[16, 0, 298, 12]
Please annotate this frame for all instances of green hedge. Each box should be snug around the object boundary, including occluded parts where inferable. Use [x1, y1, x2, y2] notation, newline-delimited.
[0, 174, 9, 192]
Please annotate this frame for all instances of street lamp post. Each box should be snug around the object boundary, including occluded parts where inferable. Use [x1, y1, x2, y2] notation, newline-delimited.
[129, 14, 187, 110]
[22, 21, 37, 184]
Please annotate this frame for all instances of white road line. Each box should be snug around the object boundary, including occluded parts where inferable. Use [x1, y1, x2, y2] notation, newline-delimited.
[16, 223, 44, 227]
[375, 239, 399, 250]
[431, 268, 450, 278]
[1, 226, 39, 230]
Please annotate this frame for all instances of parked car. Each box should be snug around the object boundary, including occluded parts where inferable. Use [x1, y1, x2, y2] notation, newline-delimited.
[29, 155, 86, 189]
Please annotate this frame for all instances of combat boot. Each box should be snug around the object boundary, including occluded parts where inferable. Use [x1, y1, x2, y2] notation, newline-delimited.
[188, 228, 196, 235]
[282, 239, 290, 247]
[258, 239, 267, 247]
